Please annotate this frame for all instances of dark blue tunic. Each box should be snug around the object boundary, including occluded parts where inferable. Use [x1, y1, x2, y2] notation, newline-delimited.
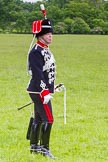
[27, 41, 56, 94]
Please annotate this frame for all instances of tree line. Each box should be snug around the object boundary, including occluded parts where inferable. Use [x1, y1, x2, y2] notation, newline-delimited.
[0, 0, 108, 34]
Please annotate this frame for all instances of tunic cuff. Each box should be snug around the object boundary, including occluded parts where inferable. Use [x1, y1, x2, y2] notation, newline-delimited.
[40, 89, 50, 98]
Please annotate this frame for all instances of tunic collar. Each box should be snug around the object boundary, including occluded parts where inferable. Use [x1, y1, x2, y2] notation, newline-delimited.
[37, 41, 48, 48]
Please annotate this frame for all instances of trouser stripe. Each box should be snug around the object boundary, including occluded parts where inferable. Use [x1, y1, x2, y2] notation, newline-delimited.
[43, 104, 53, 123]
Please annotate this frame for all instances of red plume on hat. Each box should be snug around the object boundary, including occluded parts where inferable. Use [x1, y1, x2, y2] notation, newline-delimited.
[32, 4, 53, 36]
[40, 4, 46, 19]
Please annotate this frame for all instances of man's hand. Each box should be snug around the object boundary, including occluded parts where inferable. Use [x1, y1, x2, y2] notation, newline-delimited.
[43, 94, 52, 104]
[40, 89, 52, 104]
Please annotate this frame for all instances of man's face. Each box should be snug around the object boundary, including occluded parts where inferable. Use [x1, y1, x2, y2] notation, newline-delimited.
[41, 32, 53, 45]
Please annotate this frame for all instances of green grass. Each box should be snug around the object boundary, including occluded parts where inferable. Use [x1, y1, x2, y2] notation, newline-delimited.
[0, 34, 108, 162]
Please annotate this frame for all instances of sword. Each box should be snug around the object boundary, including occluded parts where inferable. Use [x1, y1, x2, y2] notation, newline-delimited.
[17, 102, 33, 111]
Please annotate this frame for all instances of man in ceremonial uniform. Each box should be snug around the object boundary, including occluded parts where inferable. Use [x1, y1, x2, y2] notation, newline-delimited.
[27, 18, 56, 159]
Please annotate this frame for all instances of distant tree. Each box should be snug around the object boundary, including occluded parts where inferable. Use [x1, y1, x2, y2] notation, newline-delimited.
[64, 17, 73, 33]
[71, 17, 90, 34]
[102, 21, 108, 34]
[47, 0, 71, 8]
[15, 13, 26, 32]
[47, 5, 63, 24]
[92, 18, 104, 27]
[54, 22, 68, 34]
[0, 0, 108, 34]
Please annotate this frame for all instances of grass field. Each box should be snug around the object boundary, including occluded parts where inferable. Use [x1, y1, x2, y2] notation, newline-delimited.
[0, 34, 108, 162]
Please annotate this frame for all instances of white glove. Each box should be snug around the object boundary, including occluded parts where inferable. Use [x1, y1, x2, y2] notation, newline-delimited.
[43, 94, 53, 104]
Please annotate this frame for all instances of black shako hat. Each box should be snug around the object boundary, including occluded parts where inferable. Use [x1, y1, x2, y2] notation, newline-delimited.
[36, 19, 53, 37]
[32, 19, 53, 37]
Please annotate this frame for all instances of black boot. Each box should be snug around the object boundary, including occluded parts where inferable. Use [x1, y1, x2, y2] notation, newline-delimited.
[40, 123, 56, 159]
[30, 119, 42, 153]
[40, 123, 52, 149]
